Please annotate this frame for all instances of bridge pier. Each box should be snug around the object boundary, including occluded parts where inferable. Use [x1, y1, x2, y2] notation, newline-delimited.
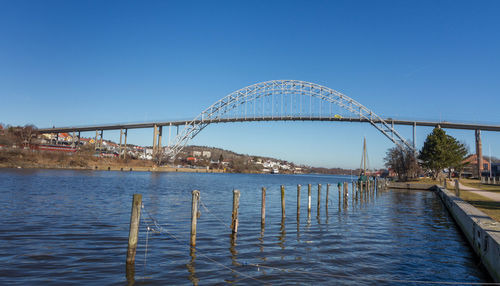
[157, 126, 163, 156]
[475, 129, 483, 178]
[152, 125, 158, 156]
[99, 130, 103, 150]
[95, 130, 98, 150]
[123, 129, 128, 159]
[119, 128, 124, 158]
[413, 122, 416, 150]
[77, 131, 81, 150]
[95, 130, 103, 151]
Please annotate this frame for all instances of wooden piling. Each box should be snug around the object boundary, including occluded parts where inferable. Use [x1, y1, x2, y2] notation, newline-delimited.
[281, 185, 286, 219]
[126, 194, 142, 264]
[317, 184, 321, 216]
[326, 184, 330, 207]
[190, 190, 200, 247]
[230, 190, 241, 234]
[261, 187, 266, 226]
[296, 184, 301, 221]
[307, 184, 312, 216]
[338, 183, 341, 202]
[455, 179, 460, 197]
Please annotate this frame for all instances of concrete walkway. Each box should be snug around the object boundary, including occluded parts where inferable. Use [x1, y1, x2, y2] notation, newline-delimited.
[450, 180, 500, 202]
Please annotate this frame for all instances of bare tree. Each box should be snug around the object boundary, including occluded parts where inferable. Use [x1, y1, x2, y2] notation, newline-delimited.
[384, 146, 420, 181]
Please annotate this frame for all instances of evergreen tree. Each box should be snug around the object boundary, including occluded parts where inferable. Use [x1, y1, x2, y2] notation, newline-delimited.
[418, 128, 468, 179]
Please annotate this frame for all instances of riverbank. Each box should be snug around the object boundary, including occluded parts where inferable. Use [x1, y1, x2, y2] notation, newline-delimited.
[0, 148, 225, 173]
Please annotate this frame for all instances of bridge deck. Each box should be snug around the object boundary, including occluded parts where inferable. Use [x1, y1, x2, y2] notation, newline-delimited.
[37, 117, 500, 133]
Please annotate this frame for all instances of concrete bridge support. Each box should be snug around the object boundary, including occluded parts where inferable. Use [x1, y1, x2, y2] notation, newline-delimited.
[123, 129, 128, 159]
[152, 125, 158, 155]
[99, 130, 103, 150]
[475, 129, 483, 178]
[95, 130, 103, 151]
[157, 126, 162, 155]
[413, 122, 416, 150]
[152, 125, 163, 157]
[119, 128, 128, 159]
[95, 130, 98, 150]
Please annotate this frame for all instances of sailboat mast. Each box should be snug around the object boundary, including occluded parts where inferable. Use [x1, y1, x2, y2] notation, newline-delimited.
[363, 137, 367, 174]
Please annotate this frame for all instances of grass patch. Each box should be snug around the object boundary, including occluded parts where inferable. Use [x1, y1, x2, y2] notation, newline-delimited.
[415, 177, 500, 222]
[459, 178, 500, 193]
[458, 190, 500, 222]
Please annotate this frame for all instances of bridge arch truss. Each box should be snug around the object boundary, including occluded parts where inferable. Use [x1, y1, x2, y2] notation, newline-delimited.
[167, 80, 414, 159]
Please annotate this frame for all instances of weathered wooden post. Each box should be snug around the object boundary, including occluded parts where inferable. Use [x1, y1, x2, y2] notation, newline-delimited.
[307, 184, 312, 217]
[317, 184, 321, 216]
[126, 194, 142, 265]
[230, 190, 241, 235]
[296, 184, 301, 221]
[326, 184, 330, 208]
[261, 187, 266, 227]
[343, 182, 348, 205]
[338, 183, 342, 201]
[454, 179, 460, 197]
[190, 190, 200, 247]
[280, 185, 286, 220]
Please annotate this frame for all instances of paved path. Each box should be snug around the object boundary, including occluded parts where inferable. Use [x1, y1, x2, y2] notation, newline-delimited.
[450, 180, 500, 202]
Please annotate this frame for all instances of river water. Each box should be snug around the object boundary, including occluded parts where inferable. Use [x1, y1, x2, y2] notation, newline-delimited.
[0, 169, 493, 285]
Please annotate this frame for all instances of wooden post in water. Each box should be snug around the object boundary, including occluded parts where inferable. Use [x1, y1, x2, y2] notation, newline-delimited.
[352, 182, 355, 200]
[126, 194, 142, 264]
[343, 182, 348, 204]
[261, 187, 266, 227]
[326, 184, 330, 208]
[337, 183, 341, 205]
[454, 179, 460, 197]
[281, 185, 286, 220]
[307, 184, 312, 217]
[190, 190, 200, 247]
[230, 190, 241, 234]
[317, 184, 321, 216]
[296, 184, 301, 221]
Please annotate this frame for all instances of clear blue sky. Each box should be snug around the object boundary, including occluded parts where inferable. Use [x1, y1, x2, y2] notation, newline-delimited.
[1, 0, 499, 169]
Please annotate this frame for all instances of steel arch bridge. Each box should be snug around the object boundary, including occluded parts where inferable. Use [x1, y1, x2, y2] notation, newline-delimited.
[166, 80, 414, 160]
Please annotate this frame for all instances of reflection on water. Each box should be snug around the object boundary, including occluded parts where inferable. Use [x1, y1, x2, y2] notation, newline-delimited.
[0, 169, 493, 285]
